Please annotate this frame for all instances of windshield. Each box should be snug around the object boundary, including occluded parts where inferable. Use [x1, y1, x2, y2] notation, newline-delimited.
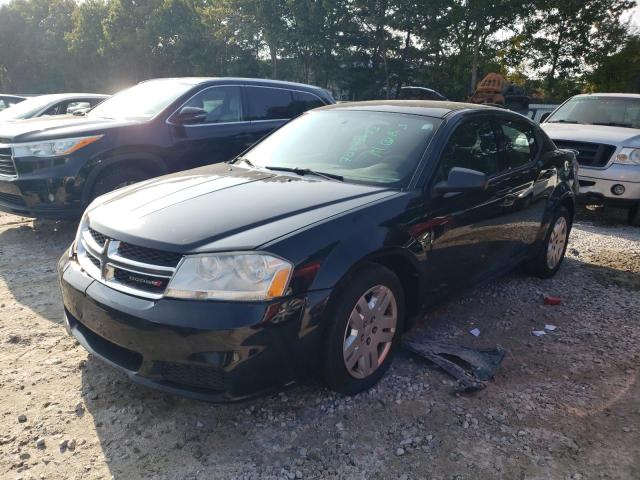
[244, 110, 441, 187]
[88, 80, 195, 120]
[546, 96, 640, 129]
[0, 95, 56, 121]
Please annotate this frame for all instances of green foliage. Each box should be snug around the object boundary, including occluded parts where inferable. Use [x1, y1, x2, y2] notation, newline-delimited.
[0, 0, 636, 100]
[589, 35, 640, 93]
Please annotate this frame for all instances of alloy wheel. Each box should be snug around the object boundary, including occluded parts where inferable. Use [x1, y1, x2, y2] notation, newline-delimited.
[342, 285, 397, 379]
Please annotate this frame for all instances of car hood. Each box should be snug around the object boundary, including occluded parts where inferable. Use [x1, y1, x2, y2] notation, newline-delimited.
[0, 115, 142, 143]
[88, 164, 399, 253]
[541, 123, 640, 148]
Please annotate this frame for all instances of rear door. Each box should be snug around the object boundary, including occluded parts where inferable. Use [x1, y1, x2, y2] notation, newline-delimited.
[489, 116, 546, 264]
[168, 85, 252, 169]
[243, 86, 298, 145]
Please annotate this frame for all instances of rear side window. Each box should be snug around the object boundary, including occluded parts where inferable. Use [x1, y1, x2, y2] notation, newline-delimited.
[498, 120, 536, 170]
[182, 86, 243, 123]
[437, 119, 500, 181]
[245, 87, 295, 120]
[293, 91, 325, 115]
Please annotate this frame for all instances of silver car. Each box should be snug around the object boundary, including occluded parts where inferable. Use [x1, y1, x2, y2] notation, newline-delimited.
[541, 93, 640, 225]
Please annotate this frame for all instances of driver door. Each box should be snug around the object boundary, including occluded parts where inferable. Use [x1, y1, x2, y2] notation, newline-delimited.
[414, 117, 512, 301]
[169, 85, 252, 169]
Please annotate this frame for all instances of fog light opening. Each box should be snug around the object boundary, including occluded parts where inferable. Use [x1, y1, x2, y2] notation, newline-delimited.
[611, 184, 625, 196]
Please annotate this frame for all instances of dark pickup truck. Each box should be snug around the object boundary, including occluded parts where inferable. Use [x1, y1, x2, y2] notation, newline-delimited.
[0, 77, 334, 219]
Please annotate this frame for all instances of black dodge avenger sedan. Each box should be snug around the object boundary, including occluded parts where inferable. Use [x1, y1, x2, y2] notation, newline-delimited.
[58, 101, 578, 401]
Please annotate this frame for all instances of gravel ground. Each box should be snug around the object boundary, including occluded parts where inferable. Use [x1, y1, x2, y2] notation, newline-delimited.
[0, 205, 639, 480]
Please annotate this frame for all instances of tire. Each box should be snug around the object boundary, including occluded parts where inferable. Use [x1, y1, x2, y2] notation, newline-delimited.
[322, 263, 405, 396]
[526, 206, 571, 278]
[628, 204, 640, 227]
[90, 166, 151, 201]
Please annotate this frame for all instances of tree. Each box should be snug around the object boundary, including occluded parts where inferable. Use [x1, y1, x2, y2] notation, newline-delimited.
[520, 0, 635, 99]
[588, 35, 640, 93]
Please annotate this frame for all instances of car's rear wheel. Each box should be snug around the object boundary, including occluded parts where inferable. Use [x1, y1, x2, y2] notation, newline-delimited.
[90, 166, 151, 201]
[322, 264, 405, 395]
[526, 206, 571, 278]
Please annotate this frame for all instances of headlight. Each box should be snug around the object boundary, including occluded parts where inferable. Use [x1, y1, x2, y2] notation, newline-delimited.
[13, 135, 103, 158]
[165, 253, 293, 301]
[72, 212, 89, 256]
[614, 148, 640, 165]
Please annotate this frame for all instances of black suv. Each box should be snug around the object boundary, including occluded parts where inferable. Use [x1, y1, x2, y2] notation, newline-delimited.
[0, 78, 334, 218]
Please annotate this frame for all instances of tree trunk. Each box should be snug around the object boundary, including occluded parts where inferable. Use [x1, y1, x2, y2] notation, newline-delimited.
[395, 29, 412, 98]
[269, 42, 278, 79]
[470, 32, 480, 94]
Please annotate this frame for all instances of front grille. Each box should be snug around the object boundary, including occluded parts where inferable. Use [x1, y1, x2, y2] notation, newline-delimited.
[156, 362, 228, 392]
[0, 192, 25, 206]
[112, 267, 170, 293]
[77, 226, 182, 299]
[87, 252, 101, 269]
[0, 147, 17, 176]
[118, 242, 182, 267]
[554, 140, 616, 168]
[89, 228, 107, 248]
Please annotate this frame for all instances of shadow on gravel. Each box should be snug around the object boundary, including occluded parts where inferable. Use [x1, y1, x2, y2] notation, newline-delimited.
[576, 203, 636, 227]
[0, 218, 76, 323]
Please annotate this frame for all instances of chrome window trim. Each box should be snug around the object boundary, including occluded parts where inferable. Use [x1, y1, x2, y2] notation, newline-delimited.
[165, 84, 326, 127]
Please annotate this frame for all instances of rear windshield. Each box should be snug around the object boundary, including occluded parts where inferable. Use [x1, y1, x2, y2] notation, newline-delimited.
[546, 96, 640, 129]
[244, 110, 441, 187]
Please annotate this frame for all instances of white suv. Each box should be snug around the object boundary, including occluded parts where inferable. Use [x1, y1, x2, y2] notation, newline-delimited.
[541, 93, 640, 225]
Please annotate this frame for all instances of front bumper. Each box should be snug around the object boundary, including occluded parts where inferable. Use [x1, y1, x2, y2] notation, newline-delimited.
[578, 163, 640, 206]
[0, 173, 83, 219]
[59, 254, 331, 402]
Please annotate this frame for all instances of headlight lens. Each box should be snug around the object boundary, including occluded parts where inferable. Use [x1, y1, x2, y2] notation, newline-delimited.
[165, 253, 293, 301]
[614, 148, 640, 165]
[13, 135, 103, 158]
[72, 212, 89, 256]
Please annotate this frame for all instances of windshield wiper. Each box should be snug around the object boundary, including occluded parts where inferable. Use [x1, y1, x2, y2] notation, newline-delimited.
[265, 166, 343, 182]
[548, 119, 585, 124]
[592, 122, 635, 128]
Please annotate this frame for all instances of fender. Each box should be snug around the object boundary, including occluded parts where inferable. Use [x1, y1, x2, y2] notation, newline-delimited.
[80, 151, 168, 205]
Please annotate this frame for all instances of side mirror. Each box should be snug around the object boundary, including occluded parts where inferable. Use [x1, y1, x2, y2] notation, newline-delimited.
[540, 112, 551, 123]
[174, 106, 207, 124]
[433, 167, 488, 195]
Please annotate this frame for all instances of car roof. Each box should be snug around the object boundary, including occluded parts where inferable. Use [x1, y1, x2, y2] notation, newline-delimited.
[314, 100, 500, 118]
[139, 77, 328, 93]
[573, 93, 640, 99]
[0, 94, 26, 99]
[25, 93, 109, 101]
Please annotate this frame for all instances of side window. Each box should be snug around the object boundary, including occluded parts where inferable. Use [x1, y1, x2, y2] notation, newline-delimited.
[182, 86, 243, 123]
[293, 91, 325, 115]
[43, 103, 63, 116]
[437, 120, 500, 181]
[498, 120, 536, 170]
[246, 87, 295, 120]
[66, 101, 91, 114]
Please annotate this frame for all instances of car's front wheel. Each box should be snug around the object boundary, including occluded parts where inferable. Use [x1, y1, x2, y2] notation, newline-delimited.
[322, 264, 405, 395]
[526, 206, 571, 278]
